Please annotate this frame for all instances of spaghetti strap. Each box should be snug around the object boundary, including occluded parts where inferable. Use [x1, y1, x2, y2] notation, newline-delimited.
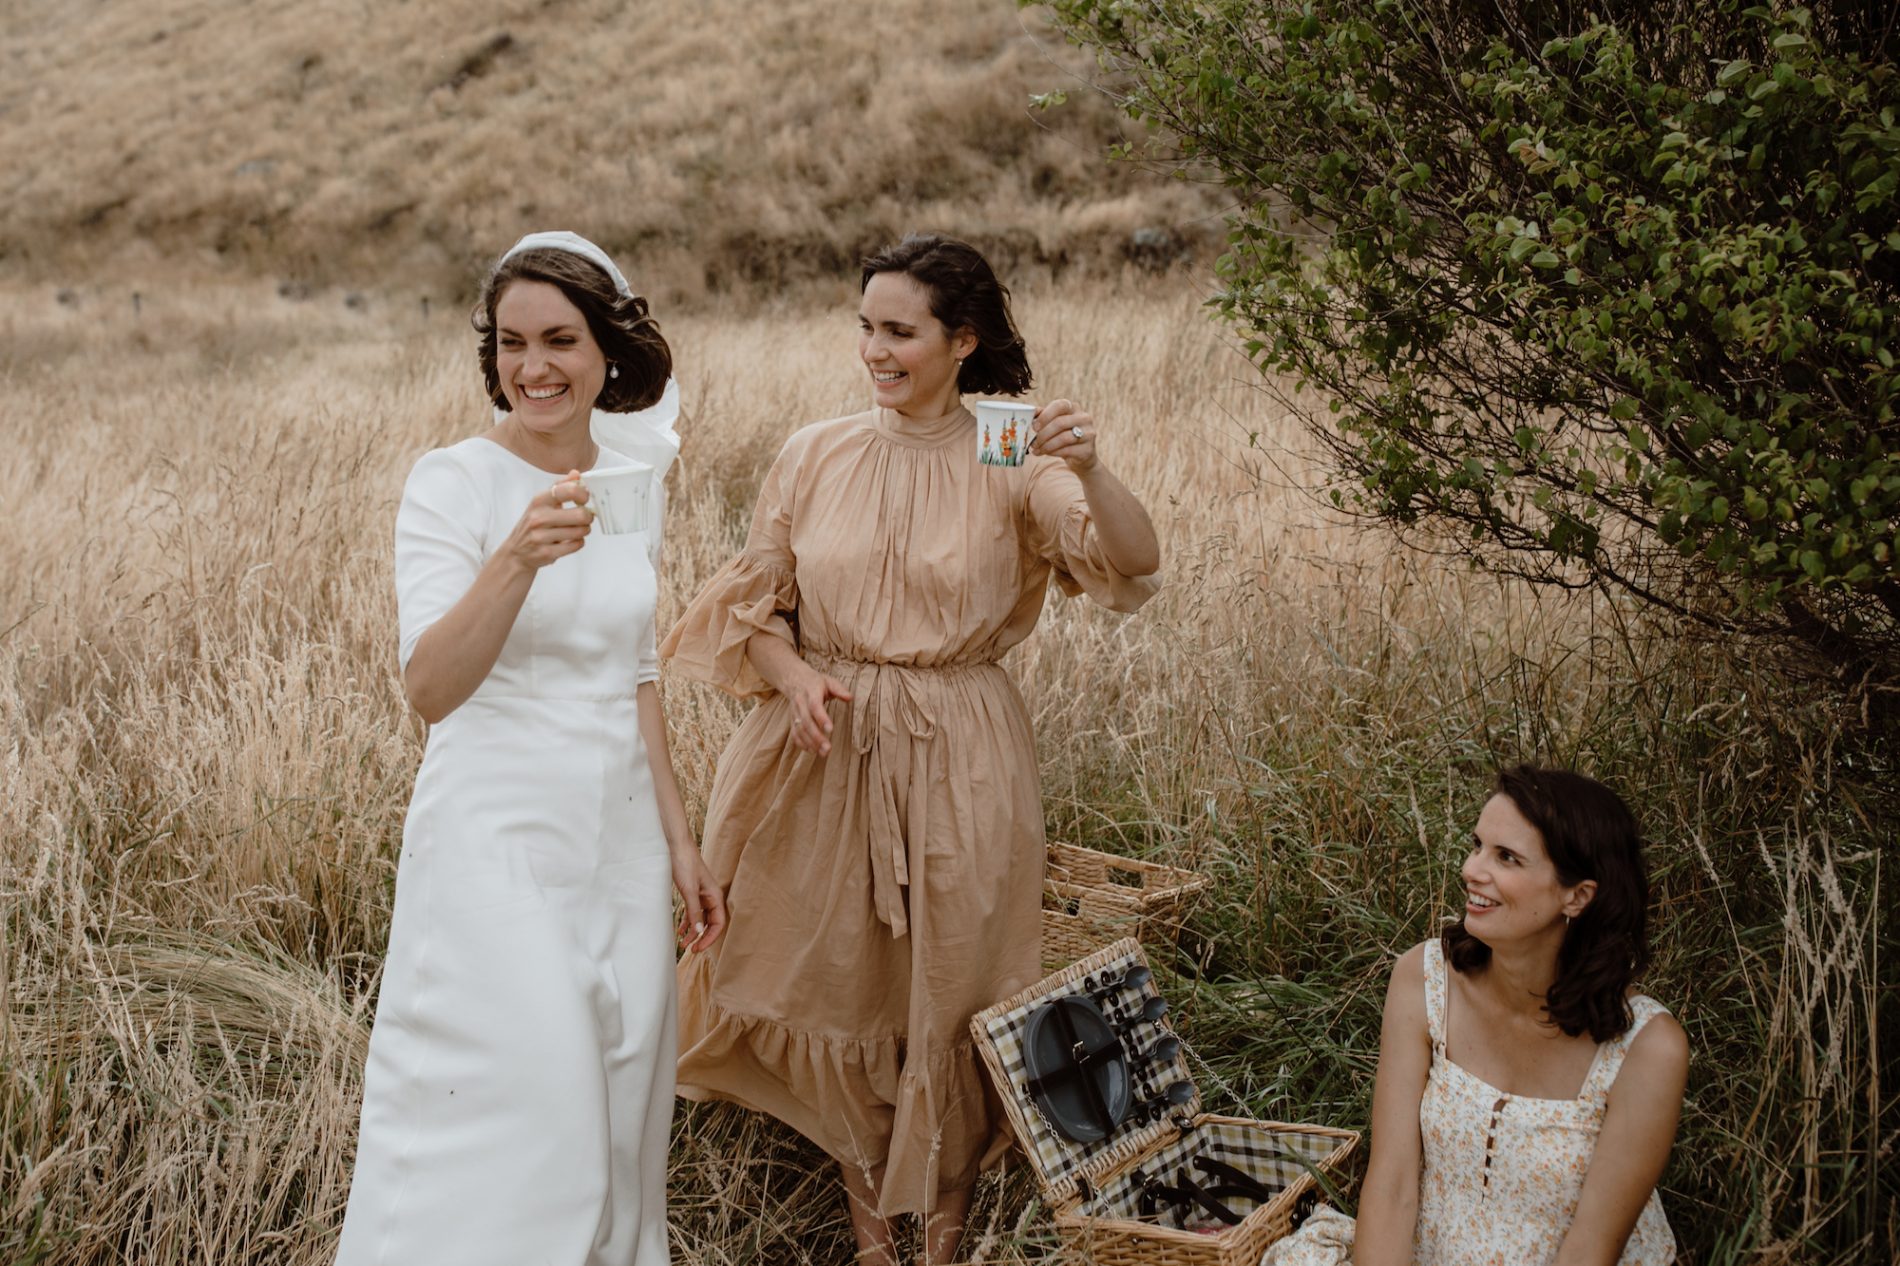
[1580, 995, 1667, 1103]
[1422, 938, 1449, 1052]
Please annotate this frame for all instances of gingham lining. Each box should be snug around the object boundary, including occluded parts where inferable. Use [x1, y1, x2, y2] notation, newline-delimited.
[981, 947, 1198, 1193]
[1081, 1120, 1340, 1231]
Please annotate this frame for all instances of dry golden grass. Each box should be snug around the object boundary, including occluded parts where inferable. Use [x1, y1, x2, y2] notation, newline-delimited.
[0, 274, 1507, 1262]
[2, 3, 1888, 1262]
[1, 273, 1888, 1261]
[0, 0, 1219, 298]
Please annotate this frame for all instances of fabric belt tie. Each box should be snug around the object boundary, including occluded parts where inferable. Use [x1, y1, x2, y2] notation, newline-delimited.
[806, 652, 995, 939]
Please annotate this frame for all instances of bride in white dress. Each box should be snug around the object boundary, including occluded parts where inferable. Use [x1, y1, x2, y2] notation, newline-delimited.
[336, 231, 727, 1266]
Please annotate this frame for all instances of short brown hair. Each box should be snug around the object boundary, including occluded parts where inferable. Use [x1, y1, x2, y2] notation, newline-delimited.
[471, 247, 671, 413]
[860, 234, 1032, 396]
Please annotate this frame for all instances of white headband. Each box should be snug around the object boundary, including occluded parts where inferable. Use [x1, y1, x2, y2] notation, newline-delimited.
[499, 229, 636, 300]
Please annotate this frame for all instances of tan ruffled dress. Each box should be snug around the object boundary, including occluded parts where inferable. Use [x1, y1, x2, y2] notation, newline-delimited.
[660, 405, 1159, 1215]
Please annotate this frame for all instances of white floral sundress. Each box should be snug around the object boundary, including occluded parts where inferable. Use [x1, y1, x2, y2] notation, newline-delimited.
[1263, 939, 1676, 1265]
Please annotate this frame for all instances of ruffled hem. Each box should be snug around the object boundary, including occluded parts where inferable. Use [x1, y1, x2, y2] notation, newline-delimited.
[1049, 501, 1161, 614]
[676, 961, 1009, 1215]
[659, 551, 798, 698]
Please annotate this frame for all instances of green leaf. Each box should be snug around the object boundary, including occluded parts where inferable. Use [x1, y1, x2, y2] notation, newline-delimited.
[1043, 0, 1900, 653]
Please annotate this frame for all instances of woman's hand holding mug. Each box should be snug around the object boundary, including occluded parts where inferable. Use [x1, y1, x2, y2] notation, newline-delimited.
[1029, 399, 1099, 474]
[502, 469, 595, 572]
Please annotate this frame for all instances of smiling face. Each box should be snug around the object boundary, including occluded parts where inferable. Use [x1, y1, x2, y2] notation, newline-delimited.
[857, 271, 976, 417]
[494, 279, 607, 440]
[1460, 793, 1596, 946]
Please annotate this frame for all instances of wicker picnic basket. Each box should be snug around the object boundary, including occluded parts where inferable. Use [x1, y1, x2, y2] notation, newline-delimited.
[971, 939, 1358, 1266]
[1041, 843, 1211, 969]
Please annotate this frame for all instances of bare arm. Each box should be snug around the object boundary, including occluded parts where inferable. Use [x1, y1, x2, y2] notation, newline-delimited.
[637, 681, 726, 953]
[404, 475, 593, 724]
[1352, 943, 1432, 1266]
[1074, 463, 1162, 576]
[744, 629, 853, 757]
[1031, 399, 1161, 576]
[1551, 1015, 1689, 1266]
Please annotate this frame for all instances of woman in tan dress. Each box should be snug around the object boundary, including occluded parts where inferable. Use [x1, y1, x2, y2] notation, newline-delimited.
[661, 234, 1162, 1264]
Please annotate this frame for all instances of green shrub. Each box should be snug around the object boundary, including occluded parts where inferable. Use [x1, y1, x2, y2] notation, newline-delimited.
[1038, 0, 1900, 681]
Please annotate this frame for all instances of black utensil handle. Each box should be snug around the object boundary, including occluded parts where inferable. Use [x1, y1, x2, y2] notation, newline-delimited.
[1194, 1155, 1278, 1205]
[1170, 1172, 1245, 1226]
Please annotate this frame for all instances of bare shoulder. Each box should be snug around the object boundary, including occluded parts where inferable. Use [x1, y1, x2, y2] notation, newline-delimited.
[1383, 942, 1430, 1020]
[1392, 940, 1428, 988]
[1626, 1009, 1690, 1078]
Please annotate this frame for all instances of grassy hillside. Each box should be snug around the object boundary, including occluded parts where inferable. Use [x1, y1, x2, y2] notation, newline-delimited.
[1, 2, 1891, 1261]
[1, 276, 1891, 1262]
[0, 0, 1219, 298]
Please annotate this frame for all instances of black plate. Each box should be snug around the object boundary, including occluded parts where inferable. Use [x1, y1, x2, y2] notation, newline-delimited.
[1023, 995, 1132, 1143]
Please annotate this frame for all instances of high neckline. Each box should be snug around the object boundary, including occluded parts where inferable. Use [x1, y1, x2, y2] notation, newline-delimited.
[871, 404, 973, 449]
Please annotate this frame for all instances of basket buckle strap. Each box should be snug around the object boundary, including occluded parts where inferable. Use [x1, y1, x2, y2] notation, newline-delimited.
[1194, 1155, 1277, 1205]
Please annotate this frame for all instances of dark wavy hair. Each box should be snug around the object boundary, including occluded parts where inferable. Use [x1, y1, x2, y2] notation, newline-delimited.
[1443, 765, 1652, 1041]
[860, 233, 1033, 396]
[471, 246, 671, 413]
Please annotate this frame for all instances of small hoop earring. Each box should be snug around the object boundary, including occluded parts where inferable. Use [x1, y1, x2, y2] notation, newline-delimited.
[609, 364, 620, 379]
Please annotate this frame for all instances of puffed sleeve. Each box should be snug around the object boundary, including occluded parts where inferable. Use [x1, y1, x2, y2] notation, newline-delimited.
[1024, 457, 1162, 614]
[394, 449, 486, 671]
[658, 440, 799, 698]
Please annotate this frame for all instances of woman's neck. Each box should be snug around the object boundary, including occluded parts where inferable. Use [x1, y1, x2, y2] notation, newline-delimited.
[496, 416, 598, 474]
[891, 393, 965, 425]
[1475, 932, 1565, 1018]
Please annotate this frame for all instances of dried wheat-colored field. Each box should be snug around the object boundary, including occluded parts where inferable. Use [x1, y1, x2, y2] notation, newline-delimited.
[1, 274, 1889, 1264]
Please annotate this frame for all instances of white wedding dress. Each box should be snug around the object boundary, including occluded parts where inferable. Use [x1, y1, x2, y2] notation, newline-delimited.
[336, 435, 675, 1265]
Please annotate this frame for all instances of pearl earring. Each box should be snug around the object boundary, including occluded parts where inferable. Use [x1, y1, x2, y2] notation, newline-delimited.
[609, 364, 619, 379]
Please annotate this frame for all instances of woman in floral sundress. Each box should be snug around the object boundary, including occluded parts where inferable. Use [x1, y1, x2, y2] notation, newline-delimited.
[1266, 766, 1687, 1266]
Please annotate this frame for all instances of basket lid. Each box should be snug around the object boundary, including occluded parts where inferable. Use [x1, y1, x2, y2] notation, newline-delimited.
[969, 938, 1203, 1205]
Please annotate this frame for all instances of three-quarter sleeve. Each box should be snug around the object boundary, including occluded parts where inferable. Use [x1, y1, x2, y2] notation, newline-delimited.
[635, 616, 662, 686]
[635, 480, 668, 686]
[659, 440, 801, 698]
[1024, 457, 1162, 614]
[394, 449, 486, 671]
